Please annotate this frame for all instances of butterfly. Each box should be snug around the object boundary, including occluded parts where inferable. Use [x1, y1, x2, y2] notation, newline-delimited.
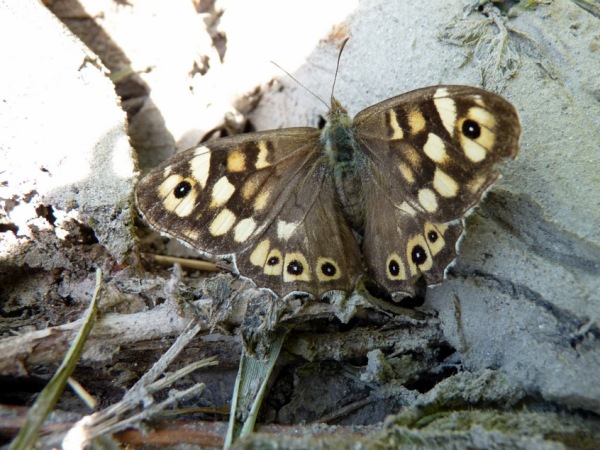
[135, 83, 520, 302]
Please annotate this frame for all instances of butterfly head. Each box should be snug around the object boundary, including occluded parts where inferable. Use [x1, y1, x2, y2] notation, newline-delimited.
[326, 97, 353, 132]
[329, 97, 348, 117]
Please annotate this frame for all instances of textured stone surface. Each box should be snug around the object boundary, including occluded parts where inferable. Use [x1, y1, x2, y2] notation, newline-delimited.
[0, 0, 136, 271]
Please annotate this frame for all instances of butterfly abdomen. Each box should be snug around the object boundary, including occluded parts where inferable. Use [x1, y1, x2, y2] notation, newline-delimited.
[321, 99, 366, 233]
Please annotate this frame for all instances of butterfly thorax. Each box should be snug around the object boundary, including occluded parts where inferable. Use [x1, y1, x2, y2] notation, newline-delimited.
[321, 97, 366, 234]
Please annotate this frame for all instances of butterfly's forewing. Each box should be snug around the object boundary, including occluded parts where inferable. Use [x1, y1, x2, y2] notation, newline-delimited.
[136, 129, 318, 255]
[355, 86, 521, 222]
[354, 86, 520, 294]
[135, 128, 363, 298]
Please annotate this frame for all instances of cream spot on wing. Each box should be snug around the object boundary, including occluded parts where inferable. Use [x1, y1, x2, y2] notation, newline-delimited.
[423, 133, 448, 164]
[434, 96, 457, 136]
[163, 165, 173, 177]
[283, 252, 311, 282]
[185, 229, 200, 241]
[477, 126, 496, 150]
[277, 220, 299, 240]
[405, 147, 421, 167]
[242, 177, 260, 199]
[408, 109, 426, 134]
[254, 189, 271, 211]
[462, 138, 487, 163]
[399, 201, 417, 216]
[433, 168, 459, 198]
[210, 176, 235, 208]
[388, 110, 404, 140]
[172, 192, 197, 217]
[227, 149, 246, 172]
[234, 217, 257, 243]
[316, 257, 342, 281]
[190, 147, 211, 189]
[158, 175, 198, 217]
[386, 253, 407, 281]
[435, 223, 449, 234]
[209, 209, 236, 236]
[433, 87, 449, 98]
[250, 239, 270, 267]
[158, 174, 184, 199]
[406, 234, 433, 275]
[468, 106, 496, 129]
[264, 248, 283, 275]
[468, 175, 487, 194]
[472, 95, 485, 107]
[424, 222, 446, 256]
[418, 188, 438, 213]
[256, 141, 271, 169]
[399, 163, 415, 184]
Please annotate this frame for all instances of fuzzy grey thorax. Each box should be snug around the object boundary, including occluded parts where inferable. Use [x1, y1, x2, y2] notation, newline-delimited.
[321, 97, 366, 233]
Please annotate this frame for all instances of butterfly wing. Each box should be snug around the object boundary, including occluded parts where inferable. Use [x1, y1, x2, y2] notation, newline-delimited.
[236, 165, 363, 298]
[135, 128, 363, 298]
[354, 85, 520, 295]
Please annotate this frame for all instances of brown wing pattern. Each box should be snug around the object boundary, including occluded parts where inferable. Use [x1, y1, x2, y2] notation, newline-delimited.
[355, 86, 520, 222]
[136, 128, 363, 298]
[355, 86, 520, 295]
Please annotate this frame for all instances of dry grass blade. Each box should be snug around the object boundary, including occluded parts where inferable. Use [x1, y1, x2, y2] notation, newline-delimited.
[9, 268, 103, 450]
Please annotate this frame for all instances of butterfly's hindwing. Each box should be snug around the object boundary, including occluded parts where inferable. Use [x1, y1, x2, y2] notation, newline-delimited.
[362, 174, 464, 295]
[237, 167, 363, 297]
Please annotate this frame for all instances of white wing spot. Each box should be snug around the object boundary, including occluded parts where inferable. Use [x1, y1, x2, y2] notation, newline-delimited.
[256, 141, 271, 169]
[434, 96, 457, 136]
[173, 192, 196, 217]
[250, 239, 270, 267]
[388, 110, 404, 140]
[462, 138, 487, 163]
[418, 188, 438, 213]
[423, 133, 448, 163]
[472, 95, 485, 107]
[433, 168, 459, 198]
[399, 201, 417, 216]
[190, 147, 211, 189]
[234, 217, 257, 243]
[277, 220, 299, 240]
[468, 106, 496, 129]
[433, 87, 449, 98]
[209, 209, 236, 236]
[210, 176, 235, 208]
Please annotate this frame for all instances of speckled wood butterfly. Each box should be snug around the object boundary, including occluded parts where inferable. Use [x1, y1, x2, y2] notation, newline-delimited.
[136, 79, 520, 301]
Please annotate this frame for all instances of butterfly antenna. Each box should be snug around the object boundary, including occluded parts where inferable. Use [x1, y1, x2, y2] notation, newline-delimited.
[270, 61, 329, 110]
[331, 37, 350, 104]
